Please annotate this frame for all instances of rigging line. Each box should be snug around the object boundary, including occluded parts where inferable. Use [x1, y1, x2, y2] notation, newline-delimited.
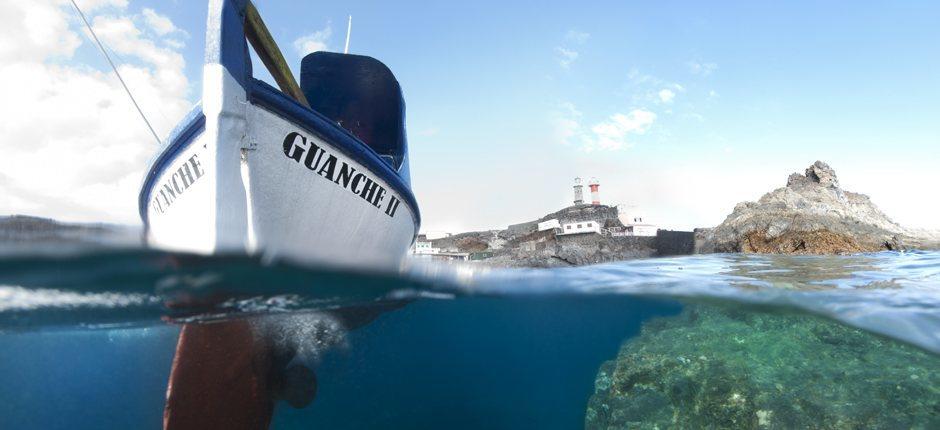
[106, 46, 171, 125]
[69, 0, 163, 145]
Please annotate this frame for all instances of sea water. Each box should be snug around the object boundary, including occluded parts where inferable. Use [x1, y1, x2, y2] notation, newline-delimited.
[0, 249, 937, 429]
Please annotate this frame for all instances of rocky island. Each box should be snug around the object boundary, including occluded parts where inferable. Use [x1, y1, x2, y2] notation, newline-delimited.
[699, 161, 938, 254]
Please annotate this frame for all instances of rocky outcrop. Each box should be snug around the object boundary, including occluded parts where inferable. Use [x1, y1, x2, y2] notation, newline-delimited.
[585, 305, 940, 429]
[702, 161, 933, 254]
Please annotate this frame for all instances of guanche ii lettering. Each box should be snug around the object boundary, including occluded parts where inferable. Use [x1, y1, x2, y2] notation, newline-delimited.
[283, 131, 402, 218]
[151, 154, 205, 215]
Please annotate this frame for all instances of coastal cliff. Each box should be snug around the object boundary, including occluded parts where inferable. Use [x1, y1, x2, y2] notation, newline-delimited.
[699, 161, 938, 254]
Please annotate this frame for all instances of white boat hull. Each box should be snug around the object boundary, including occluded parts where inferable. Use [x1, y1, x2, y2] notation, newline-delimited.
[139, 4, 418, 271]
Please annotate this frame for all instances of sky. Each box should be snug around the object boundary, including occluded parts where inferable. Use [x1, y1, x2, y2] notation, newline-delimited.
[1, 0, 938, 233]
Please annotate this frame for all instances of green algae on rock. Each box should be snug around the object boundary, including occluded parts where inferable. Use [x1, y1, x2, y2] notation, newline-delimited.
[585, 305, 940, 429]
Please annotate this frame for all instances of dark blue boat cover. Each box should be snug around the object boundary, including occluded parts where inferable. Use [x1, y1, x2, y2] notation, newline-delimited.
[300, 52, 407, 170]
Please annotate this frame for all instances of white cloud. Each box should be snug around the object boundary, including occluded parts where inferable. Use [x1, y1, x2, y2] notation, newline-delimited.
[564, 29, 590, 44]
[553, 103, 656, 151]
[627, 69, 686, 105]
[164, 39, 184, 50]
[0, 1, 191, 223]
[0, 0, 81, 62]
[658, 88, 675, 104]
[416, 127, 439, 137]
[141, 8, 180, 36]
[555, 29, 589, 69]
[555, 47, 579, 68]
[551, 102, 582, 145]
[78, 0, 129, 10]
[689, 61, 718, 76]
[293, 23, 332, 56]
[590, 110, 657, 150]
[90, 14, 187, 93]
[627, 68, 651, 84]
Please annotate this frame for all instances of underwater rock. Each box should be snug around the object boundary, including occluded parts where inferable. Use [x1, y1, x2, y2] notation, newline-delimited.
[585, 306, 940, 429]
[701, 161, 935, 254]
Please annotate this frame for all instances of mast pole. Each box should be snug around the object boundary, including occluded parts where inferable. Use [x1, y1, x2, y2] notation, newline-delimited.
[244, 1, 311, 107]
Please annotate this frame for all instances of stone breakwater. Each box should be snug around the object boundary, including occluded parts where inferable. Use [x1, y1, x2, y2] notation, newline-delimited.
[699, 161, 939, 254]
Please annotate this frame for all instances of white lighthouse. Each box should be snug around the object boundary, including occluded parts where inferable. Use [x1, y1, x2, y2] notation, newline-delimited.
[589, 177, 600, 205]
[573, 177, 584, 205]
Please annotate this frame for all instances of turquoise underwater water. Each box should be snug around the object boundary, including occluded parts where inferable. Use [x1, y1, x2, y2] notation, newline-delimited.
[0, 250, 937, 429]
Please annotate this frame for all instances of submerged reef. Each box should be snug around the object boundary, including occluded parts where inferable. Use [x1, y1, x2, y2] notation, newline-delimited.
[585, 305, 940, 429]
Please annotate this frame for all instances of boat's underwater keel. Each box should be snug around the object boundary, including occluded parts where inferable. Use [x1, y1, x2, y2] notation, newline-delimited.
[162, 300, 411, 429]
[164, 320, 276, 430]
[163, 319, 321, 430]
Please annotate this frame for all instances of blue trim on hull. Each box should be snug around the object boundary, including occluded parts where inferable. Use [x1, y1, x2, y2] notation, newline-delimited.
[138, 107, 207, 225]
[248, 78, 421, 230]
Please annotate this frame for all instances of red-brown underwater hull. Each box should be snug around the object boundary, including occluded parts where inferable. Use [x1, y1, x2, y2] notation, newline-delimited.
[163, 320, 274, 430]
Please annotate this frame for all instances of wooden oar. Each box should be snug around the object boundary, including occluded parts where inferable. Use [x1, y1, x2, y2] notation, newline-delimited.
[244, 1, 310, 108]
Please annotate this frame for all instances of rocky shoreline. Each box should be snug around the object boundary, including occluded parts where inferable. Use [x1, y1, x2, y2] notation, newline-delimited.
[424, 205, 696, 268]
[431, 161, 938, 267]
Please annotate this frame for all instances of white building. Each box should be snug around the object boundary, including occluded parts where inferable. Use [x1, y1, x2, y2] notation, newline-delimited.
[627, 221, 658, 236]
[558, 220, 601, 235]
[616, 205, 658, 237]
[537, 219, 561, 231]
[610, 224, 658, 237]
[413, 240, 440, 254]
[610, 215, 658, 237]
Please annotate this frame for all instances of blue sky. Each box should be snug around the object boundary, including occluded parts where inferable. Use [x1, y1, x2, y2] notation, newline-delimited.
[4, 0, 939, 232]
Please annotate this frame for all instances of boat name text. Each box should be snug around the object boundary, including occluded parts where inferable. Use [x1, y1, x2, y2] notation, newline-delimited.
[151, 153, 205, 215]
[283, 132, 402, 218]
